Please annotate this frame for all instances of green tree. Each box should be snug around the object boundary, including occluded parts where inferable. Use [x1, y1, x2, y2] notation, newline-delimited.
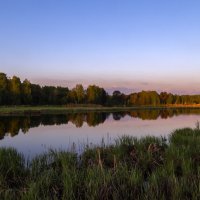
[159, 92, 169, 104]
[149, 91, 160, 105]
[31, 84, 42, 105]
[129, 93, 138, 105]
[166, 93, 174, 104]
[9, 76, 21, 105]
[69, 90, 78, 104]
[41, 86, 57, 104]
[0, 73, 8, 105]
[22, 79, 32, 104]
[137, 91, 160, 106]
[55, 87, 69, 105]
[86, 85, 107, 105]
[174, 95, 182, 104]
[73, 84, 85, 104]
[112, 91, 126, 105]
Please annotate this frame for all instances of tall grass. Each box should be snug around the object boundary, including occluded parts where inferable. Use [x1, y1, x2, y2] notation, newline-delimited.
[0, 127, 199, 199]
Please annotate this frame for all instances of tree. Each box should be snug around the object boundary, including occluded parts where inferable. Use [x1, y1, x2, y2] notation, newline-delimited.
[86, 85, 107, 105]
[174, 95, 182, 104]
[41, 86, 57, 104]
[55, 87, 69, 105]
[149, 91, 160, 106]
[22, 79, 32, 104]
[129, 93, 138, 105]
[69, 89, 78, 104]
[112, 91, 125, 105]
[0, 73, 8, 105]
[73, 84, 85, 104]
[160, 92, 169, 104]
[31, 84, 42, 105]
[9, 76, 21, 105]
[166, 93, 174, 104]
[137, 91, 160, 106]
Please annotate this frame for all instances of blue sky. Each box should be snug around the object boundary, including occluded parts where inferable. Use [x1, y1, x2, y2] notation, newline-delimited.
[0, 0, 200, 94]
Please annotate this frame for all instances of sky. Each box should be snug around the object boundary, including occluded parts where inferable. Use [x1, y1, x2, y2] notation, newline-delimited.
[0, 0, 200, 94]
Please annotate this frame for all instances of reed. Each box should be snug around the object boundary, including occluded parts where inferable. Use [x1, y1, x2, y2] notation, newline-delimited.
[0, 127, 199, 199]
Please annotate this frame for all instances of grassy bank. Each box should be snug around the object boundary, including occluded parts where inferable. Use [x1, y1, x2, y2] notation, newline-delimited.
[1, 105, 200, 116]
[0, 127, 200, 199]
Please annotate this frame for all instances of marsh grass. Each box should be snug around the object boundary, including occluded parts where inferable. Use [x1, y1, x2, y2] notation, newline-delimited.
[0, 127, 200, 199]
[1, 105, 200, 116]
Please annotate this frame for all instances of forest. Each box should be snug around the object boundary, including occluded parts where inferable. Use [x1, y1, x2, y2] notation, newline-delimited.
[1, 72, 200, 106]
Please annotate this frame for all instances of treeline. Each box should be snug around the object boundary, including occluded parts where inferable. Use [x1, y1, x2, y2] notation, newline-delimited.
[1, 72, 200, 106]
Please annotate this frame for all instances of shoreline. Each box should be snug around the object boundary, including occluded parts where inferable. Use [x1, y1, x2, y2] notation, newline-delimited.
[0, 104, 200, 116]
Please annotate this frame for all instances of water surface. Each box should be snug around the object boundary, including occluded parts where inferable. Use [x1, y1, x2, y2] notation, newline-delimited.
[0, 109, 200, 158]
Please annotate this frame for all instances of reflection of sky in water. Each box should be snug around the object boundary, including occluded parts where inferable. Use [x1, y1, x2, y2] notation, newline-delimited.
[0, 114, 200, 158]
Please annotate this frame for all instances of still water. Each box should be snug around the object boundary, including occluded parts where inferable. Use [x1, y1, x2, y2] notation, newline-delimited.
[0, 109, 200, 158]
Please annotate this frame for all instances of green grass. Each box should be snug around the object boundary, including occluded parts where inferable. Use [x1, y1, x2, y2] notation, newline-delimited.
[0, 127, 200, 199]
[1, 105, 200, 116]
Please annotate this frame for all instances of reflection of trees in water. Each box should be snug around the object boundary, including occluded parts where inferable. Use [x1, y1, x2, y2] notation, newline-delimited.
[0, 109, 200, 139]
[112, 112, 126, 120]
[70, 113, 85, 128]
[40, 115, 69, 126]
[86, 112, 109, 127]
[127, 109, 196, 120]
[159, 110, 174, 119]
[65, 113, 109, 127]
[0, 121, 6, 139]
[21, 118, 31, 133]
[0, 113, 110, 139]
[132, 110, 160, 120]
[8, 119, 20, 137]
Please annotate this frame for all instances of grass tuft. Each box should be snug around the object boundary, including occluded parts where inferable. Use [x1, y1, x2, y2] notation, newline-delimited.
[0, 127, 199, 199]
